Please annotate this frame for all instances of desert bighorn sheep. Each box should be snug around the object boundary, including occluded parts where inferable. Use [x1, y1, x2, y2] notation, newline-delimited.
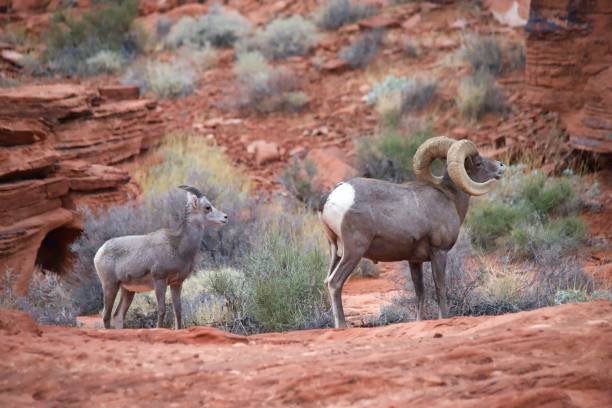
[94, 185, 228, 329]
[319, 137, 505, 328]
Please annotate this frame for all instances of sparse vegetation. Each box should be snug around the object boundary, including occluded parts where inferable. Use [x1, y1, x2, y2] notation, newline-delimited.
[1, 268, 76, 326]
[44, 0, 142, 75]
[339, 30, 383, 68]
[456, 72, 507, 120]
[234, 51, 309, 113]
[279, 158, 323, 211]
[85, 50, 124, 74]
[254, 15, 318, 60]
[356, 122, 436, 183]
[466, 166, 588, 262]
[367, 75, 438, 125]
[122, 59, 195, 98]
[460, 33, 525, 76]
[316, 0, 376, 31]
[165, 5, 252, 49]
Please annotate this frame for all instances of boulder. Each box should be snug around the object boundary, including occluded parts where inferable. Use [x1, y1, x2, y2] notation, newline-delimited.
[248, 140, 281, 166]
[99, 85, 140, 102]
[306, 147, 357, 190]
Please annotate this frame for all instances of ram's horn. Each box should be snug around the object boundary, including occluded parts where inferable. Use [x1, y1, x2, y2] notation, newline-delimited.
[447, 140, 497, 196]
[413, 136, 455, 186]
[178, 185, 203, 198]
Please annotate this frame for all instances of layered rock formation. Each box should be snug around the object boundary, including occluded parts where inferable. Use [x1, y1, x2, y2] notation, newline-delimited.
[0, 84, 163, 292]
[524, 0, 612, 154]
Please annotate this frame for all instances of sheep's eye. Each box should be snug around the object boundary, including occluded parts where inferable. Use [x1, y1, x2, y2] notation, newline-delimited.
[476, 162, 483, 167]
[205, 205, 212, 211]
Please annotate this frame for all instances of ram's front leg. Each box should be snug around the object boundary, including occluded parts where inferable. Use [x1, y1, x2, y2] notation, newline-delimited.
[430, 248, 448, 319]
[153, 279, 168, 328]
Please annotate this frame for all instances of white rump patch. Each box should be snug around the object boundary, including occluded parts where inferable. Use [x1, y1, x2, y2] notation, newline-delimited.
[322, 182, 355, 237]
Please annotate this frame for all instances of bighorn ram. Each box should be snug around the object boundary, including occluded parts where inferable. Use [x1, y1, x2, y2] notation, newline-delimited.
[94, 185, 228, 329]
[319, 137, 505, 328]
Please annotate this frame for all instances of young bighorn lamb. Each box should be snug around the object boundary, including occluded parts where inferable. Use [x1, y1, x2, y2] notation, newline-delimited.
[94, 185, 228, 329]
[319, 137, 505, 328]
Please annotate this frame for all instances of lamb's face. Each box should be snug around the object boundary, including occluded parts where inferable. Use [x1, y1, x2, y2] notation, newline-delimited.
[188, 195, 228, 227]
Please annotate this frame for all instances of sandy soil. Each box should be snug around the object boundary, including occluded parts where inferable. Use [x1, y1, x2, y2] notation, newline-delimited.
[1, 301, 610, 407]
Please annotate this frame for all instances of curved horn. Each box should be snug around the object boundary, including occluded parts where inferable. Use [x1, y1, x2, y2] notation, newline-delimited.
[178, 185, 203, 198]
[447, 140, 497, 196]
[413, 136, 455, 186]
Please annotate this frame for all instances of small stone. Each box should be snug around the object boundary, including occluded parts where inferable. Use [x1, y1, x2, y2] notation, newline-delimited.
[247, 140, 281, 166]
[322, 59, 352, 74]
[402, 14, 421, 31]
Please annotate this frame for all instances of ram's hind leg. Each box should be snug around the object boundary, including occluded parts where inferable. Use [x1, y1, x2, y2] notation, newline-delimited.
[326, 247, 363, 329]
[102, 282, 119, 329]
[114, 287, 135, 329]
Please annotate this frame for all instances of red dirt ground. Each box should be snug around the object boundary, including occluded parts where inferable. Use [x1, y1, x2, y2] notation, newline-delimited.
[1, 302, 610, 407]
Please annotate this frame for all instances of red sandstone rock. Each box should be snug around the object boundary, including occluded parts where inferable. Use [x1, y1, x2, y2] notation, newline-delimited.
[99, 85, 140, 101]
[248, 140, 281, 166]
[358, 16, 401, 30]
[0, 83, 164, 293]
[322, 58, 352, 74]
[306, 147, 357, 190]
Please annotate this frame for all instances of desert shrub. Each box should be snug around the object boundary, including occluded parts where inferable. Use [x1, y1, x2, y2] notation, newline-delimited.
[234, 51, 309, 113]
[555, 289, 611, 305]
[339, 30, 383, 68]
[316, 0, 375, 31]
[254, 15, 317, 60]
[178, 43, 219, 70]
[505, 41, 525, 71]
[456, 72, 507, 120]
[85, 50, 124, 74]
[367, 75, 437, 125]
[1, 268, 76, 326]
[356, 122, 435, 183]
[460, 34, 502, 76]
[122, 59, 195, 98]
[279, 158, 323, 211]
[155, 16, 172, 40]
[467, 166, 588, 262]
[44, 0, 142, 75]
[508, 217, 587, 261]
[241, 214, 329, 332]
[403, 40, 420, 58]
[165, 5, 251, 49]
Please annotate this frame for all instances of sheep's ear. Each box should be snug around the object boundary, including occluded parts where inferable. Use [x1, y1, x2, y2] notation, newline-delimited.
[187, 193, 199, 209]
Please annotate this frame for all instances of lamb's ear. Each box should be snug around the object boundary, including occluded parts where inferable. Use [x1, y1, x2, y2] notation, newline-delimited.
[187, 193, 199, 209]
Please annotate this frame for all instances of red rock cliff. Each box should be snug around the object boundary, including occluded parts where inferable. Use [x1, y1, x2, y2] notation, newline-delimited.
[0, 84, 164, 292]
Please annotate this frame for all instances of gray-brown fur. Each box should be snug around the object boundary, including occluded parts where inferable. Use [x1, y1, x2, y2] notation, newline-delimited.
[94, 186, 228, 329]
[320, 140, 505, 328]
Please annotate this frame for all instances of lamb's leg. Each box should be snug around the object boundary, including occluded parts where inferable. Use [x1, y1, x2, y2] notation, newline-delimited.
[326, 241, 340, 279]
[326, 254, 362, 329]
[409, 262, 425, 320]
[115, 287, 135, 329]
[170, 283, 183, 330]
[431, 249, 448, 319]
[153, 279, 168, 328]
[102, 282, 119, 329]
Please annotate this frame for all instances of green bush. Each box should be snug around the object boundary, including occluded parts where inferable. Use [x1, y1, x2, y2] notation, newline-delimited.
[165, 5, 251, 49]
[356, 122, 435, 183]
[315, 0, 375, 31]
[254, 15, 318, 60]
[44, 0, 142, 75]
[467, 167, 588, 261]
